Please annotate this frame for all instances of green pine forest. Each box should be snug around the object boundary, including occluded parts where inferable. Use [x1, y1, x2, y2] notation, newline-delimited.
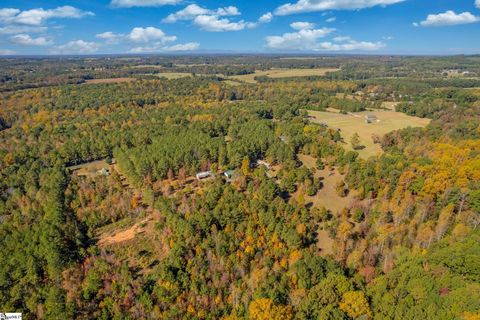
[0, 55, 479, 319]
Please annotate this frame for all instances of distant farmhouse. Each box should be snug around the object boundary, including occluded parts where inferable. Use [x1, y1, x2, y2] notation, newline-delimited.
[365, 114, 378, 124]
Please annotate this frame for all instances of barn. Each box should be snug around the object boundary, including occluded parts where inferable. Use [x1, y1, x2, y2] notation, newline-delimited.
[365, 114, 378, 124]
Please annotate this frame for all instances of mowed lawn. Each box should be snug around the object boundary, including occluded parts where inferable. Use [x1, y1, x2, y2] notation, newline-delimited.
[229, 68, 339, 83]
[307, 110, 431, 158]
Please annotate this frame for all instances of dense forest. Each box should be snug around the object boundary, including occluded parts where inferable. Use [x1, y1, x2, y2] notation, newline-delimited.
[0, 55, 479, 319]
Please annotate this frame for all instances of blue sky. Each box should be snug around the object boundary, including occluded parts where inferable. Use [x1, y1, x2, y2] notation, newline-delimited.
[0, 0, 479, 55]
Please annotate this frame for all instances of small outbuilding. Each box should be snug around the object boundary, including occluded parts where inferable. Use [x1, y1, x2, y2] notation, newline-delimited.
[223, 170, 235, 179]
[196, 171, 212, 180]
[97, 168, 110, 176]
[365, 114, 378, 124]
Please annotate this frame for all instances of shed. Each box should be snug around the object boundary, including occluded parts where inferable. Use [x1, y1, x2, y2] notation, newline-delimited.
[365, 114, 378, 123]
[97, 168, 110, 176]
[223, 170, 235, 179]
[196, 171, 212, 180]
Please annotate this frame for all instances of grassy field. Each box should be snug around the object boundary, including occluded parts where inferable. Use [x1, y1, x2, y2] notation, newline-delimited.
[297, 154, 358, 213]
[67, 159, 111, 177]
[155, 72, 194, 79]
[85, 78, 136, 84]
[307, 110, 431, 158]
[229, 68, 340, 83]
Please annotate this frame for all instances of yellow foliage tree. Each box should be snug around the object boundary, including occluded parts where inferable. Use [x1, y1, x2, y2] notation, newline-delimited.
[339, 291, 372, 319]
[241, 157, 251, 176]
[248, 298, 293, 320]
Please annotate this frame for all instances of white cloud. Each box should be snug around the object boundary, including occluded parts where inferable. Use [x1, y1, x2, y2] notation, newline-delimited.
[163, 5, 271, 31]
[414, 11, 479, 27]
[317, 39, 385, 51]
[259, 12, 273, 23]
[0, 6, 93, 26]
[326, 16, 336, 23]
[110, 0, 181, 8]
[476, 0, 480, 9]
[129, 42, 199, 53]
[275, 0, 405, 15]
[193, 15, 255, 32]
[266, 22, 384, 51]
[52, 40, 100, 54]
[96, 31, 124, 44]
[8, 34, 52, 46]
[0, 25, 48, 34]
[0, 49, 15, 55]
[127, 27, 176, 43]
[95, 27, 195, 53]
[163, 4, 240, 23]
[333, 36, 351, 42]
[266, 27, 335, 49]
[290, 21, 315, 30]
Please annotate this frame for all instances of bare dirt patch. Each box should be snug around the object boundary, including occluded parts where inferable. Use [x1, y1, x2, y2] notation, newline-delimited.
[98, 217, 151, 246]
[317, 229, 334, 256]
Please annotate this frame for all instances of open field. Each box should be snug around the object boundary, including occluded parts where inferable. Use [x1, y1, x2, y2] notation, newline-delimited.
[84, 78, 136, 84]
[67, 159, 111, 177]
[155, 72, 193, 79]
[229, 68, 340, 83]
[307, 110, 431, 158]
[297, 154, 358, 214]
[381, 101, 399, 110]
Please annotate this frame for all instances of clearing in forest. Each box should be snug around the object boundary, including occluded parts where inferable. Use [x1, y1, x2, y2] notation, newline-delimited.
[97, 217, 151, 246]
[229, 68, 339, 83]
[297, 154, 357, 214]
[67, 159, 112, 178]
[307, 109, 430, 159]
[84, 78, 136, 84]
[155, 72, 193, 79]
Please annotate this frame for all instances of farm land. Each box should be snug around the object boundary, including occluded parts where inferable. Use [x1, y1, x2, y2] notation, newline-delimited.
[307, 109, 431, 158]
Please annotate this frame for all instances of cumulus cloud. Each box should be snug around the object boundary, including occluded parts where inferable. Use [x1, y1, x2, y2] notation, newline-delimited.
[266, 26, 335, 49]
[130, 42, 199, 53]
[275, 0, 405, 15]
[193, 15, 256, 32]
[95, 26, 196, 53]
[0, 49, 15, 55]
[259, 12, 273, 23]
[0, 6, 93, 26]
[95, 31, 124, 44]
[265, 22, 384, 51]
[290, 21, 315, 30]
[52, 40, 100, 54]
[110, 0, 181, 8]
[127, 27, 176, 43]
[0, 25, 48, 34]
[476, 0, 480, 9]
[8, 34, 52, 46]
[317, 39, 385, 51]
[163, 4, 271, 32]
[162, 4, 240, 23]
[414, 11, 479, 27]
